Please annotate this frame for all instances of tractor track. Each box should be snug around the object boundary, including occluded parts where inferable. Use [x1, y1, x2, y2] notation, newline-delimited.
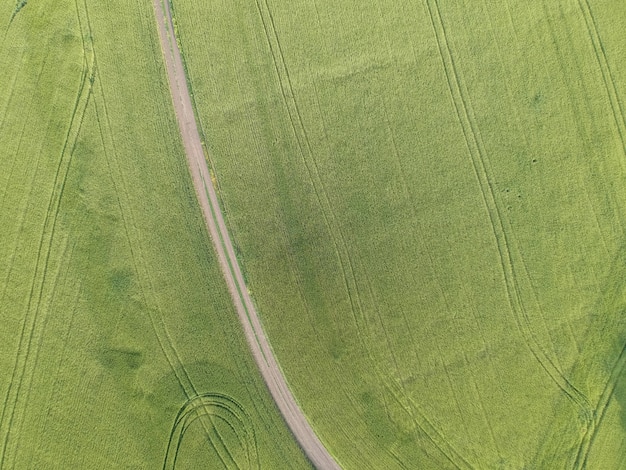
[152, 1, 340, 468]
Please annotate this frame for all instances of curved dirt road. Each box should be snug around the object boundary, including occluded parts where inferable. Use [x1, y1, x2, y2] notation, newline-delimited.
[153, 1, 340, 469]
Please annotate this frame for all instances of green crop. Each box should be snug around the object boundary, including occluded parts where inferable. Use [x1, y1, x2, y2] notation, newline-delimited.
[0, 0, 309, 468]
[171, 0, 626, 468]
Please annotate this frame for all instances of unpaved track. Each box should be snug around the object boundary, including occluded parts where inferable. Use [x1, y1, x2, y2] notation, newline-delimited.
[153, 1, 340, 468]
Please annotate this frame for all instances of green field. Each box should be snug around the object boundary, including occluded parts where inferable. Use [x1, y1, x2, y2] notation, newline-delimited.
[171, 0, 626, 468]
[0, 0, 309, 468]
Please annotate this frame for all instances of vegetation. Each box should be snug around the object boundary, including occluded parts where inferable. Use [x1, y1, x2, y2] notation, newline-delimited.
[0, 0, 309, 468]
[171, 0, 626, 468]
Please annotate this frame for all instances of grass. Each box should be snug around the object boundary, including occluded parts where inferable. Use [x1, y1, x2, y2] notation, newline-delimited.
[0, 0, 310, 468]
[171, 0, 626, 468]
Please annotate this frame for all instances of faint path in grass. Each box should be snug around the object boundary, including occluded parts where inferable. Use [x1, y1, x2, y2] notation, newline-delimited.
[572, 2, 626, 466]
[0, 2, 95, 465]
[252, 2, 471, 466]
[152, 1, 340, 468]
[422, 0, 591, 418]
[163, 393, 259, 470]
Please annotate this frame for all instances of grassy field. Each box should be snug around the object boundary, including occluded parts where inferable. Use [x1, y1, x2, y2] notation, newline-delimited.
[171, 0, 626, 468]
[0, 0, 310, 468]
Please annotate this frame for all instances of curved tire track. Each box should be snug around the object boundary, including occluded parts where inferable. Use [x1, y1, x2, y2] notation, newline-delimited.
[152, 1, 340, 468]
[163, 393, 259, 470]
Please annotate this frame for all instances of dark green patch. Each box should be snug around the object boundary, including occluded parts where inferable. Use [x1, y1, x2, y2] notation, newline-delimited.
[359, 391, 396, 446]
[109, 268, 133, 293]
[98, 347, 144, 371]
[531, 91, 544, 111]
[9, 0, 27, 23]
[328, 336, 346, 361]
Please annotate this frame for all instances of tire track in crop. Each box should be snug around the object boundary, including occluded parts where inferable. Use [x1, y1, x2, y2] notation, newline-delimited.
[254, 0, 366, 340]
[540, 1, 626, 465]
[464, 352, 500, 460]
[539, 0, 626, 275]
[478, 0, 601, 358]
[9, 233, 74, 466]
[574, 342, 626, 469]
[0, 26, 92, 469]
[0, 4, 94, 465]
[258, 0, 396, 439]
[537, 1, 626, 431]
[466, 5, 615, 454]
[166, 0, 324, 347]
[374, 13, 501, 457]
[155, 1, 340, 468]
[381, 85, 496, 461]
[92, 81, 194, 392]
[256, 9, 404, 435]
[354, 225, 477, 468]
[526, 1, 626, 234]
[307, 44, 471, 466]
[500, 0, 606, 407]
[87, 2, 238, 461]
[93, 73, 196, 398]
[0, 55, 48, 308]
[25, 255, 82, 470]
[85, 0, 201, 404]
[422, 0, 591, 417]
[0, 56, 92, 470]
[572, 218, 626, 466]
[309, 51, 472, 470]
[541, 0, 626, 316]
[0, 52, 24, 141]
[163, 393, 259, 470]
[502, 0, 521, 40]
[308, 71, 434, 467]
[169, 403, 235, 470]
[0, 42, 56, 306]
[260, 0, 392, 425]
[576, 0, 626, 164]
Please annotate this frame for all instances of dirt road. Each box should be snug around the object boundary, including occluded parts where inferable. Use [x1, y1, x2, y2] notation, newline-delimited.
[153, 1, 340, 468]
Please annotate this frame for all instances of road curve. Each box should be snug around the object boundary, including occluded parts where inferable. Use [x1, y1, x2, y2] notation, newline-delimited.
[152, 1, 341, 469]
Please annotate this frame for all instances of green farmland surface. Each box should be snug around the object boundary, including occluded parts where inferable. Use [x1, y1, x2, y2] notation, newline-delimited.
[171, 0, 626, 468]
[0, 0, 309, 468]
